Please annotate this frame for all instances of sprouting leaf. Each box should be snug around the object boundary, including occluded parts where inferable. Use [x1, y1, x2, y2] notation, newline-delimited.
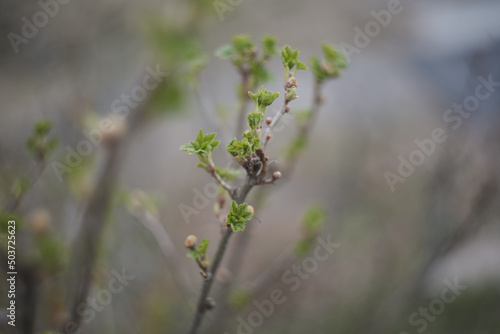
[27, 119, 58, 161]
[180, 129, 220, 156]
[226, 200, 253, 232]
[198, 238, 209, 256]
[303, 206, 325, 233]
[281, 45, 300, 71]
[294, 206, 325, 256]
[214, 167, 241, 181]
[261, 36, 277, 58]
[215, 44, 236, 59]
[248, 86, 279, 113]
[322, 44, 347, 69]
[310, 44, 347, 83]
[226, 134, 260, 159]
[296, 61, 308, 70]
[247, 112, 264, 131]
[186, 238, 209, 261]
[232, 35, 254, 55]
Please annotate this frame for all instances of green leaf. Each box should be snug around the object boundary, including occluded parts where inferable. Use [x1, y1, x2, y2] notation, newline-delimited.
[187, 250, 198, 260]
[303, 206, 325, 233]
[296, 61, 308, 70]
[214, 167, 241, 181]
[322, 44, 347, 69]
[261, 36, 277, 57]
[232, 35, 253, 54]
[198, 238, 209, 256]
[180, 129, 220, 156]
[310, 44, 347, 83]
[34, 120, 52, 135]
[226, 132, 261, 159]
[248, 86, 279, 113]
[247, 112, 264, 131]
[226, 200, 253, 232]
[215, 44, 236, 59]
[26, 119, 58, 161]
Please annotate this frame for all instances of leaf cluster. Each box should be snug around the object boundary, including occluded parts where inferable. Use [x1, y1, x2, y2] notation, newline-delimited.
[248, 86, 280, 114]
[180, 129, 220, 163]
[310, 44, 347, 82]
[227, 132, 261, 160]
[281, 45, 308, 73]
[27, 120, 58, 161]
[294, 206, 325, 256]
[226, 200, 253, 232]
[187, 238, 209, 261]
[215, 35, 278, 88]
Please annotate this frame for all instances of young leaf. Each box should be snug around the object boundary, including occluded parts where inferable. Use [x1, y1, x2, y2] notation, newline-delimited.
[296, 61, 308, 70]
[180, 129, 220, 156]
[215, 44, 236, 59]
[261, 36, 277, 58]
[226, 200, 253, 232]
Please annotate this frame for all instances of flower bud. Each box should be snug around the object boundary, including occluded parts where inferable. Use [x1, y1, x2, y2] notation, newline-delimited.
[266, 134, 271, 141]
[265, 117, 272, 125]
[287, 76, 298, 88]
[185, 235, 197, 248]
[285, 106, 290, 113]
[247, 205, 254, 216]
[273, 171, 282, 180]
[201, 260, 210, 269]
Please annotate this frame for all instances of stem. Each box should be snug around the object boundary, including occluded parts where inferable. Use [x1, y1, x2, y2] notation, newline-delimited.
[187, 174, 255, 334]
[208, 81, 324, 333]
[262, 98, 289, 150]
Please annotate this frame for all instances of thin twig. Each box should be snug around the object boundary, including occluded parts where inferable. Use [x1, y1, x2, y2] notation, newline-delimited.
[133, 211, 197, 304]
[262, 99, 289, 150]
[205, 164, 233, 195]
[187, 174, 255, 334]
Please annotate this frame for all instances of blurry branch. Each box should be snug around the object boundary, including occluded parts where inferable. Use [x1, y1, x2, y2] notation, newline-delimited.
[131, 209, 197, 305]
[0, 120, 57, 334]
[65, 89, 151, 329]
[364, 156, 498, 334]
[235, 67, 251, 137]
[193, 76, 227, 138]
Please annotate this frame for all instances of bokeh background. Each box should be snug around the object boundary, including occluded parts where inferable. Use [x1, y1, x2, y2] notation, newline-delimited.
[1, 0, 500, 333]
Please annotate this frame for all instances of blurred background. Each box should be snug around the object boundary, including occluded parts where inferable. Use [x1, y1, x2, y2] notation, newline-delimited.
[0, 0, 499, 333]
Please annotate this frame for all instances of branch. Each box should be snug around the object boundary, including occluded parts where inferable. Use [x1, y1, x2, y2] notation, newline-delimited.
[187, 173, 255, 334]
[262, 99, 289, 150]
[205, 164, 233, 195]
[133, 211, 197, 304]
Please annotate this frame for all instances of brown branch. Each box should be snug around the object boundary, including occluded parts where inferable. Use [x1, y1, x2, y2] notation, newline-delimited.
[187, 173, 256, 334]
